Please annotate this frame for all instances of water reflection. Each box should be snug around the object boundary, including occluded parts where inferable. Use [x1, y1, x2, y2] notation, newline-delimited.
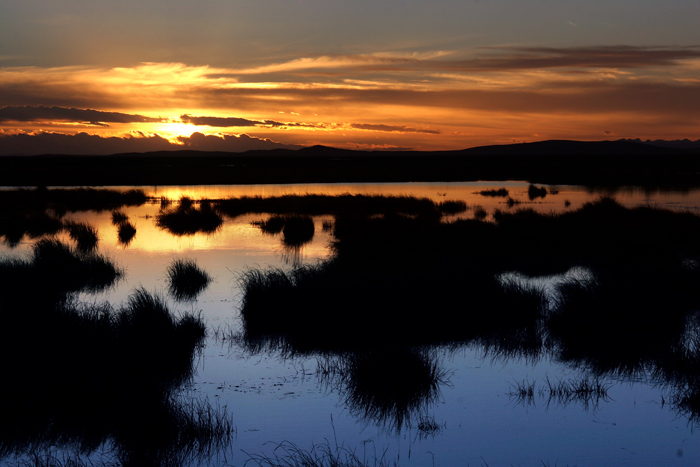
[0, 234, 232, 465]
[317, 349, 450, 432]
[237, 196, 700, 431]
[4, 185, 700, 465]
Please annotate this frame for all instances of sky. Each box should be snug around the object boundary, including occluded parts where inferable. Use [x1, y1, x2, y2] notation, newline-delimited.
[0, 0, 699, 154]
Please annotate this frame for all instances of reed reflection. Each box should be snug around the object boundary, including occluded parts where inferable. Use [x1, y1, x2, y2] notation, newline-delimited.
[236, 195, 700, 429]
[0, 232, 232, 464]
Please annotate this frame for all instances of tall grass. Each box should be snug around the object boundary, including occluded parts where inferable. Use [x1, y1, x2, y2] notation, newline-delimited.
[117, 221, 136, 246]
[64, 221, 99, 253]
[317, 349, 449, 431]
[527, 184, 548, 200]
[244, 438, 398, 467]
[166, 258, 212, 301]
[478, 188, 509, 197]
[110, 211, 129, 225]
[0, 286, 218, 466]
[156, 201, 223, 236]
[0, 239, 123, 304]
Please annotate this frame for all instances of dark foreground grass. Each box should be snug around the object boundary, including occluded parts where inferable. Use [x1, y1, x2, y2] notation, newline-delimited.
[508, 376, 612, 411]
[244, 438, 398, 467]
[0, 239, 122, 306]
[166, 258, 212, 301]
[0, 285, 224, 466]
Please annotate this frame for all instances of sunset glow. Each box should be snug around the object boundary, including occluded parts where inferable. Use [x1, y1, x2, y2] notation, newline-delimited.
[1, 2, 699, 154]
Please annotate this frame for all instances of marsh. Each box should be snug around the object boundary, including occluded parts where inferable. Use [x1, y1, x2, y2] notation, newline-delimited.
[2, 181, 700, 466]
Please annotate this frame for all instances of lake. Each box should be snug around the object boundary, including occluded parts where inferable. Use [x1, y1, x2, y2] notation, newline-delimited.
[1, 181, 700, 467]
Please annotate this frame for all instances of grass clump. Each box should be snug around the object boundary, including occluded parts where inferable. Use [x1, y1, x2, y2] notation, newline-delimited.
[0, 287, 224, 465]
[437, 199, 467, 215]
[166, 259, 211, 301]
[0, 238, 122, 301]
[253, 215, 316, 247]
[244, 438, 398, 467]
[478, 188, 509, 197]
[156, 200, 223, 236]
[527, 184, 548, 200]
[117, 221, 137, 246]
[111, 210, 129, 225]
[317, 349, 449, 431]
[64, 221, 99, 253]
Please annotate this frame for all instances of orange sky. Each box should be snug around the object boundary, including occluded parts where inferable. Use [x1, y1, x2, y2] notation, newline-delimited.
[1, 1, 699, 154]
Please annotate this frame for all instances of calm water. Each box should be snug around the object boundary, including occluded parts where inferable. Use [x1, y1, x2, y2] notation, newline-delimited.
[3, 181, 700, 466]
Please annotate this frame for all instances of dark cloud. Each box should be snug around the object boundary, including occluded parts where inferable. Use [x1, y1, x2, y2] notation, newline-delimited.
[473, 46, 700, 71]
[196, 81, 700, 117]
[0, 131, 300, 155]
[349, 46, 700, 73]
[0, 105, 163, 125]
[176, 132, 300, 151]
[180, 114, 324, 129]
[350, 123, 440, 134]
[0, 132, 174, 155]
[180, 114, 261, 127]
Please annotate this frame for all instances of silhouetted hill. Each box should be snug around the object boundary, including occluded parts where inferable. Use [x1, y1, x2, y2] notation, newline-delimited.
[0, 140, 698, 187]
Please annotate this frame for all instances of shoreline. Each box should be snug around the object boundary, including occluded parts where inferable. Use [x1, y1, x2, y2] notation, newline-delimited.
[2, 140, 699, 188]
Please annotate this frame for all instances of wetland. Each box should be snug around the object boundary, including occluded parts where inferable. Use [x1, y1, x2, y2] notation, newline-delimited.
[1, 181, 700, 466]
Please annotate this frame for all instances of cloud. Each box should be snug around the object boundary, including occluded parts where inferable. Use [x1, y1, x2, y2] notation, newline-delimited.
[349, 123, 440, 134]
[0, 105, 163, 125]
[180, 114, 262, 127]
[180, 114, 326, 129]
[176, 132, 301, 151]
[0, 131, 300, 155]
[213, 46, 700, 77]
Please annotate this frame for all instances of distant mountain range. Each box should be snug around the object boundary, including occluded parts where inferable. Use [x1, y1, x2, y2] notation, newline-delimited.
[1, 139, 699, 187]
[617, 138, 700, 149]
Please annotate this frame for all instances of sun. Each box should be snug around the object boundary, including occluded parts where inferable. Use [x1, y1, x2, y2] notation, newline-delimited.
[155, 121, 199, 138]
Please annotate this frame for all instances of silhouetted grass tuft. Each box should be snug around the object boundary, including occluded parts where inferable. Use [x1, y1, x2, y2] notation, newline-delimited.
[64, 221, 99, 253]
[253, 215, 287, 235]
[472, 206, 488, 219]
[528, 184, 548, 200]
[166, 258, 212, 301]
[156, 201, 223, 236]
[317, 349, 449, 431]
[159, 196, 173, 210]
[282, 216, 315, 246]
[437, 200, 468, 215]
[252, 215, 316, 246]
[505, 197, 521, 208]
[111, 210, 129, 225]
[478, 188, 509, 197]
[117, 221, 137, 246]
[244, 437, 398, 467]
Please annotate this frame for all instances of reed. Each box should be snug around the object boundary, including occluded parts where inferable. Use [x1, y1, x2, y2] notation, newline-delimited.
[156, 202, 223, 236]
[166, 258, 212, 301]
[64, 221, 99, 253]
[111, 210, 129, 225]
[478, 188, 509, 197]
[117, 221, 137, 246]
[527, 184, 548, 200]
[244, 438, 398, 467]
